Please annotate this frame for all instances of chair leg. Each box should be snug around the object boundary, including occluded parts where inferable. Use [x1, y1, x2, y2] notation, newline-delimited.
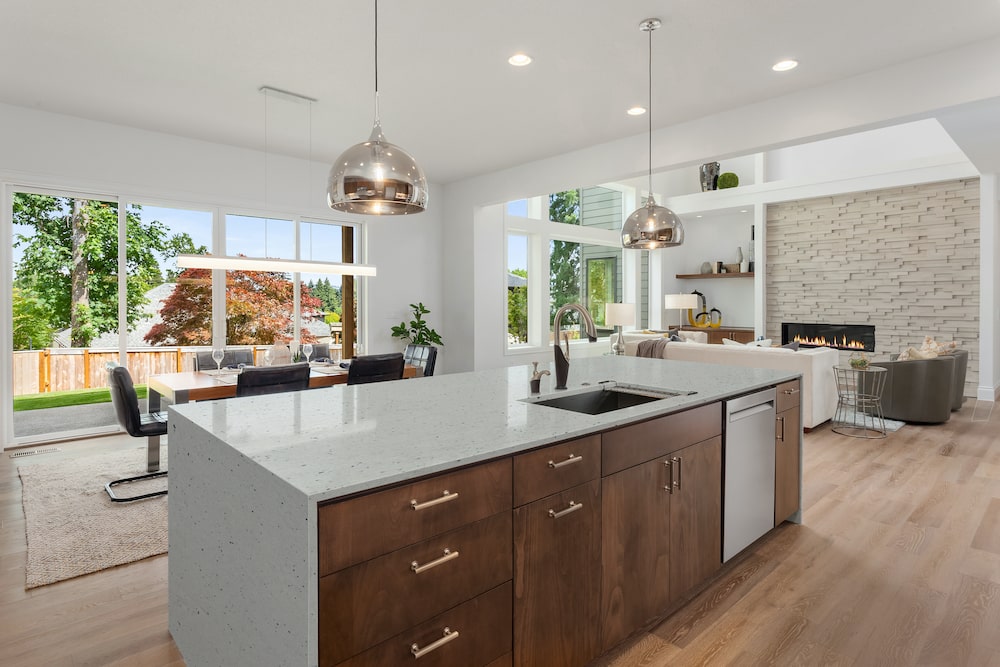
[105, 471, 168, 503]
[147, 434, 161, 472]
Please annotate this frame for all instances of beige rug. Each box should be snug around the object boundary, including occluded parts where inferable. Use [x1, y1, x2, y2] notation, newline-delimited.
[18, 447, 168, 588]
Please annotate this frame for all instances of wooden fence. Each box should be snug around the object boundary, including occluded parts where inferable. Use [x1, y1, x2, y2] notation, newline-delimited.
[12, 348, 202, 396]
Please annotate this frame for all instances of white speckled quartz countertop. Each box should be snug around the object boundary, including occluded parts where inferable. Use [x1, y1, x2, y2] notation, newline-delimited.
[170, 355, 798, 503]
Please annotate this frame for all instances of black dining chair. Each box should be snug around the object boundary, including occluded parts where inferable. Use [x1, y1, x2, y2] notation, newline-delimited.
[346, 353, 405, 385]
[194, 348, 254, 371]
[403, 344, 438, 377]
[106, 365, 169, 502]
[308, 343, 331, 361]
[236, 362, 311, 397]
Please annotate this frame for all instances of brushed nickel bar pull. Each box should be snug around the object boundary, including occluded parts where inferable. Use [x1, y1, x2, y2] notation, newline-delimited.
[782, 387, 800, 395]
[777, 415, 785, 441]
[410, 490, 458, 511]
[672, 456, 682, 490]
[548, 453, 582, 469]
[548, 501, 582, 519]
[663, 459, 674, 493]
[411, 627, 459, 659]
[411, 548, 460, 574]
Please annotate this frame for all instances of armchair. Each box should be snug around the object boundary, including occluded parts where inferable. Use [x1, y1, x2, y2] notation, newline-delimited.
[871, 349, 968, 423]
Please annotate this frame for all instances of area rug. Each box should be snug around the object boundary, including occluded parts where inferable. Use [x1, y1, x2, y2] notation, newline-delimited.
[836, 409, 906, 433]
[18, 447, 168, 588]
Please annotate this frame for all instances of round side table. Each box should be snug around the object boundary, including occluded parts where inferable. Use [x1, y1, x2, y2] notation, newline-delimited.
[832, 365, 888, 438]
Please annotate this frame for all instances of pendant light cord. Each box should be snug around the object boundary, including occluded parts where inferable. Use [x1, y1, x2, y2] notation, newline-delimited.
[373, 0, 380, 124]
[647, 23, 653, 202]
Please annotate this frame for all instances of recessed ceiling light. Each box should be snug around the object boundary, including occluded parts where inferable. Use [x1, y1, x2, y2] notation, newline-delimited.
[740, 209, 748, 213]
[772, 59, 798, 72]
[508, 53, 532, 67]
[696, 215, 703, 218]
[627, 106, 647, 116]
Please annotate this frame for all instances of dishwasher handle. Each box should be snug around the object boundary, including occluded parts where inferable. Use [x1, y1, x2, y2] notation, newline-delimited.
[729, 402, 774, 423]
[725, 387, 777, 423]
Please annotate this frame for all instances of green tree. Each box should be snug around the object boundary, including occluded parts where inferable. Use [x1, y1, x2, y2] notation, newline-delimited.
[507, 268, 528, 344]
[549, 190, 581, 325]
[145, 267, 322, 345]
[12, 287, 55, 350]
[12, 193, 186, 346]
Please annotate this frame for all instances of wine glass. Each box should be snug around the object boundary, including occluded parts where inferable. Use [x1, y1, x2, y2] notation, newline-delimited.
[302, 343, 313, 364]
[211, 347, 225, 372]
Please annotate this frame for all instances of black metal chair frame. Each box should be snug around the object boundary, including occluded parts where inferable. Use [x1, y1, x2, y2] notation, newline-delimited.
[107, 365, 169, 502]
[236, 362, 311, 397]
[347, 353, 405, 385]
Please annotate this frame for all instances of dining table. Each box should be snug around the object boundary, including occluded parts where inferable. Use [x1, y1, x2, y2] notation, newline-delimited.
[147, 363, 418, 411]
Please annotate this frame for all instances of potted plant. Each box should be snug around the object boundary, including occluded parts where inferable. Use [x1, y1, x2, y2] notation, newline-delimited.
[390, 302, 444, 346]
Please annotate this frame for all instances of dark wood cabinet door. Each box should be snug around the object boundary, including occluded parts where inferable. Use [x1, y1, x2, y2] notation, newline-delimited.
[514, 480, 602, 667]
[775, 406, 801, 524]
[668, 436, 722, 603]
[601, 458, 671, 652]
[334, 582, 512, 667]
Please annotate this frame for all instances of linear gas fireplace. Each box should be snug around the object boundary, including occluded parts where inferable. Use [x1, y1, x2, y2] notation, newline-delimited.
[781, 322, 876, 352]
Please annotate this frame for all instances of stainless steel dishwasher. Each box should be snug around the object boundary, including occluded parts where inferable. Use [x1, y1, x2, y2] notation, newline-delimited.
[723, 387, 777, 562]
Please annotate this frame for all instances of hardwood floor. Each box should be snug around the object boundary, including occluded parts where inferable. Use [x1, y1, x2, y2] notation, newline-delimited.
[1, 403, 997, 666]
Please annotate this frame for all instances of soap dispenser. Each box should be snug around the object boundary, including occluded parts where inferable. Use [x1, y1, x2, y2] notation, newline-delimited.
[530, 362, 550, 394]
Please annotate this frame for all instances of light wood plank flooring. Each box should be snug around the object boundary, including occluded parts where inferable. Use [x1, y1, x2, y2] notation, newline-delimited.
[1, 403, 998, 666]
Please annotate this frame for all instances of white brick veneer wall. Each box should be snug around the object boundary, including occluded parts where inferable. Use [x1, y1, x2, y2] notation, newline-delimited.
[766, 178, 980, 397]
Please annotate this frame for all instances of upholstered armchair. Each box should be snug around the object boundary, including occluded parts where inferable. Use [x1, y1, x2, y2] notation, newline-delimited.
[871, 349, 968, 423]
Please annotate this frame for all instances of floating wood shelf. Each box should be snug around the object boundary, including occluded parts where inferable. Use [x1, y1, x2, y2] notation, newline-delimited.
[675, 272, 754, 279]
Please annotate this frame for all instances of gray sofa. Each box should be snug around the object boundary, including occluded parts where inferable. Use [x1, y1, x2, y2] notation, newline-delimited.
[871, 349, 968, 423]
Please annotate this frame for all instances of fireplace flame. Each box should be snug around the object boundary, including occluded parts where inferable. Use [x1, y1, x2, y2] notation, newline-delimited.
[792, 334, 867, 350]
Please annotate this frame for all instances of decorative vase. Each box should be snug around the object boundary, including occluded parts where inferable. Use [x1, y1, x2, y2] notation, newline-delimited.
[699, 162, 720, 191]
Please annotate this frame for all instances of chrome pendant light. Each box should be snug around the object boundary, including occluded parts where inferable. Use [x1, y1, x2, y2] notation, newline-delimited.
[622, 18, 684, 249]
[328, 0, 428, 215]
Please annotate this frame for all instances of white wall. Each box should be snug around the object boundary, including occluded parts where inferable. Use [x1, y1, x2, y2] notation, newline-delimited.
[442, 35, 1000, 387]
[0, 101, 443, 367]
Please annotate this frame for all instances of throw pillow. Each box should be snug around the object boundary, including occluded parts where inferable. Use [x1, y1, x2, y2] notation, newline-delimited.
[781, 341, 800, 351]
[721, 338, 744, 346]
[897, 346, 938, 361]
[747, 339, 773, 347]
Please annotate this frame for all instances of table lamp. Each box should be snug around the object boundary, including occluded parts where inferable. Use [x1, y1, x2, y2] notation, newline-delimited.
[605, 303, 636, 355]
[664, 293, 699, 330]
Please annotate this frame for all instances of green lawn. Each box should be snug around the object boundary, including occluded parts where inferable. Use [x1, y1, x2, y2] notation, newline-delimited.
[13, 385, 148, 412]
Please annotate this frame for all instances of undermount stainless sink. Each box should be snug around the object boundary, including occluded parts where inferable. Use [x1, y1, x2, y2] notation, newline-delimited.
[523, 383, 695, 415]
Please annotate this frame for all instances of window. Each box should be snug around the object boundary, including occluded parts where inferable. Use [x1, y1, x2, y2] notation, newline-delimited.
[507, 234, 528, 346]
[506, 187, 631, 351]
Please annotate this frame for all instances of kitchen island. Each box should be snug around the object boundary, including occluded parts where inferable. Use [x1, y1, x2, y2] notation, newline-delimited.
[167, 355, 802, 666]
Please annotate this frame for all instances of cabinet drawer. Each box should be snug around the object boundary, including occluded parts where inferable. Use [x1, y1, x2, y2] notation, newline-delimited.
[319, 458, 512, 575]
[602, 402, 722, 475]
[320, 512, 512, 664]
[513, 435, 600, 507]
[776, 379, 801, 413]
[332, 581, 513, 667]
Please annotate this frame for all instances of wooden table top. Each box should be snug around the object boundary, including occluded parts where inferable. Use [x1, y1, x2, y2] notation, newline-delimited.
[148, 364, 417, 405]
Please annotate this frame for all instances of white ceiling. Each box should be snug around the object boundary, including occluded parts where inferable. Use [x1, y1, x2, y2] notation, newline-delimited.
[2, 0, 1000, 184]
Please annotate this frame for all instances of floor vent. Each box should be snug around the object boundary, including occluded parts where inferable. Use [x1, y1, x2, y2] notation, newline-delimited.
[9, 447, 61, 458]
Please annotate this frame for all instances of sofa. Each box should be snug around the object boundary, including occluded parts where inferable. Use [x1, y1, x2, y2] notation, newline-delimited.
[871, 348, 968, 423]
[623, 335, 839, 429]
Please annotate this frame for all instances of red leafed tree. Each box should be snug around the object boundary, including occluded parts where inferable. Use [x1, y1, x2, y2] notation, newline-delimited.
[145, 267, 322, 345]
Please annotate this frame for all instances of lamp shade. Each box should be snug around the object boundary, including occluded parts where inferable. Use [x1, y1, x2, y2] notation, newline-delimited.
[664, 293, 699, 310]
[327, 121, 428, 215]
[605, 303, 636, 327]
